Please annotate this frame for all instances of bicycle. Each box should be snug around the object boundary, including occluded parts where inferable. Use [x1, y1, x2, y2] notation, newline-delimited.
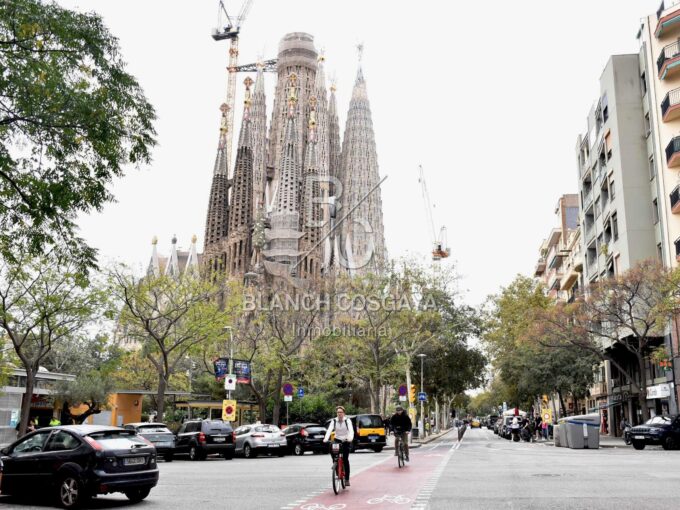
[330, 440, 347, 494]
[394, 429, 406, 468]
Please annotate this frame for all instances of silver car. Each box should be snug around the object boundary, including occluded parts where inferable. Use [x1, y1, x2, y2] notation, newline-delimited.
[233, 424, 287, 458]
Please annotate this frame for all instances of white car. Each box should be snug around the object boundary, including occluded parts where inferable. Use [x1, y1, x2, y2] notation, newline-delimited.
[233, 424, 287, 458]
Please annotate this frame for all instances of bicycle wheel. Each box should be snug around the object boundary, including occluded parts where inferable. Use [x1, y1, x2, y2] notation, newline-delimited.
[332, 461, 340, 495]
[339, 457, 346, 489]
[397, 441, 404, 468]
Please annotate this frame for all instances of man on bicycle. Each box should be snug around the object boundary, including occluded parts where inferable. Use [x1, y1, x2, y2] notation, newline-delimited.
[323, 406, 354, 486]
[390, 406, 412, 462]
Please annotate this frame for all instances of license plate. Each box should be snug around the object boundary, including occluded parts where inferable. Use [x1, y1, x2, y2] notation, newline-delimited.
[268, 444, 279, 448]
[213, 437, 225, 443]
[635, 435, 645, 440]
[315, 435, 324, 438]
[370, 438, 376, 442]
[123, 457, 146, 466]
[155, 442, 173, 447]
[369, 435, 378, 440]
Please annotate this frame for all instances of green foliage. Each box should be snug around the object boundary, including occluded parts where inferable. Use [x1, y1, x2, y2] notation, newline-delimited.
[54, 372, 114, 423]
[0, 0, 156, 270]
[277, 395, 360, 426]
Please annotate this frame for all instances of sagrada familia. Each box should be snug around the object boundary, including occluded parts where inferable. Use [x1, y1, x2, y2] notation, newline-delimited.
[202, 32, 386, 286]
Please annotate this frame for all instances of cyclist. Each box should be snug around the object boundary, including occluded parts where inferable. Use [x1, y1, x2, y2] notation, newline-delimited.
[390, 406, 412, 462]
[323, 406, 354, 486]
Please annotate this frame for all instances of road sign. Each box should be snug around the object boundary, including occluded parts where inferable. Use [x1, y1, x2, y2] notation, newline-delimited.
[222, 399, 236, 421]
[399, 395, 407, 402]
[541, 408, 552, 424]
[283, 383, 294, 396]
[418, 391, 427, 402]
[297, 387, 305, 398]
[398, 384, 407, 396]
[284, 395, 292, 402]
[224, 374, 236, 391]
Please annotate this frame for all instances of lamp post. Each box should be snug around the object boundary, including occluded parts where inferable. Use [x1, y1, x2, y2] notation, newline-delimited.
[418, 353, 426, 437]
[223, 326, 234, 400]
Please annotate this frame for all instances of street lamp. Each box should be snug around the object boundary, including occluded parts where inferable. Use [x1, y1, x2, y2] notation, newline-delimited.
[418, 353, 426, 437]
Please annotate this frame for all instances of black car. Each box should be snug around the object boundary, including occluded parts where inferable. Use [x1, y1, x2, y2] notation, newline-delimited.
[124, 422, 175, 462]
[0, 425, 158, 509]
[284, 423, 327, 455]
[629, 415, 680, 450]
[174, 419, 234, 460]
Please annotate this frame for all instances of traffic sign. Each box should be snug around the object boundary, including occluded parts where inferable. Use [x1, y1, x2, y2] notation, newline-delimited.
[297, 387, 305, 398]
[284, 395, 292, 402]
[398, 384, 407, 396]
[224, 374, 236, 391]
[418, 391, 427, 402]
[222, 399, 236, 421]
[399, 395, 407, 402]
[283, 383, 294, 396]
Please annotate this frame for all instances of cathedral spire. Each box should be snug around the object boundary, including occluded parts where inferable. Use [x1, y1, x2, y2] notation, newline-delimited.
[300, 96, 323, 279]
[148, 236, 160, 277]
[339, 53, 386, 275]
[165, 235, 180, 277]
[226, 78, 255, 277]
[252, 62, 268, 214]
[185, 234, 200, 278]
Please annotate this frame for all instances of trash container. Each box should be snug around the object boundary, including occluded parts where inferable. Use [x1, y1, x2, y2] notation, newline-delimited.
[411, 428, 419, 440]
[564, 413, 600, 449]
[553, 423, 564, 447]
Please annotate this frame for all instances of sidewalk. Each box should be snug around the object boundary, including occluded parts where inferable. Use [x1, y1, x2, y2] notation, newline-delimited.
[383, 427, 456, 450]
[539, 435, 631, 449]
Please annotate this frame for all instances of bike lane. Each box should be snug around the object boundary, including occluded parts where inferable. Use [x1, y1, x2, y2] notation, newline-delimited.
[282, 434, 457, 510]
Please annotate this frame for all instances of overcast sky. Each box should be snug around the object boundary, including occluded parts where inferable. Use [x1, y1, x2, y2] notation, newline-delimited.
[60, 0, 660, 306]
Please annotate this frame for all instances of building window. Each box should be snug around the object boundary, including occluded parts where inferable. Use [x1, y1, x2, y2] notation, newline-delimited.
[641, 71, 647, 95]
[612, 212, 619, 241]
[649, 155, 656, 180]
[602, 94, 609, 123]
[609, 178, 616, 200]
[658, 242, 663, 262]
[653, 198, 659, 224]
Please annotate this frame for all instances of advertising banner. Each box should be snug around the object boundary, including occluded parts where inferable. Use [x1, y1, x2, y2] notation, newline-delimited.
[233, 360, 251, 384]
[213, 357, 229, 381]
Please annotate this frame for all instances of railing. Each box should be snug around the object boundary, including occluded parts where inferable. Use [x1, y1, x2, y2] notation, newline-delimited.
[661, 88, 680, 118]
[671, 185, 680, 211]
[583, 189, 593, 208]
[658, 40, 680, 73]
[665, 136, 680, 163]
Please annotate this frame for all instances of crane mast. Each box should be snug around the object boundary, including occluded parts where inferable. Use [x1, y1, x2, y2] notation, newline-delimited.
[418, 165, 450, 262]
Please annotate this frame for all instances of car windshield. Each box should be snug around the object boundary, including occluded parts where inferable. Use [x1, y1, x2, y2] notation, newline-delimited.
[305, 427, 326, 434]
[255, 425, 281, 433]
[645, 416, 670, 425]
[87, 430, 148, 450]
[137, 425, 171, 433]
[358, 415, 383, 428]
[205, 421, 231, 432]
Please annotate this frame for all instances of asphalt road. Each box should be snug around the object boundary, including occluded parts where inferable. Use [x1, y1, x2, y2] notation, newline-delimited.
[1, 427, 679, 510]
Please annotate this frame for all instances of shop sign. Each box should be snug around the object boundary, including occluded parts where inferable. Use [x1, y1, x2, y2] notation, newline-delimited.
[646, 384, 671, 400]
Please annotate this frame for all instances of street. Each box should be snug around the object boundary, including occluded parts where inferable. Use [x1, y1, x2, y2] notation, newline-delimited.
[1, 427, 680, 510]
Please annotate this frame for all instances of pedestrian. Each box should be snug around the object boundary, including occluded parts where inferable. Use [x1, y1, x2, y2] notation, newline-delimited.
[534, 415, 542, 440]
[323, 406, 354, 487]
[541, 420, 548, 440]
[49, 416, 61, 427]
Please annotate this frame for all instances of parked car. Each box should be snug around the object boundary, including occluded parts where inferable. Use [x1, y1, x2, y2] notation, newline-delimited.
[283, 423, 327, 455]
[174, 419, 234, 460]
[629, 415, 680, 450]
[493, 417, 503, 434]
[124, 422, 175, 462]
[487, 415, 499, 430]
[0, 425, 158, 509]
[234, 424, 287, 458]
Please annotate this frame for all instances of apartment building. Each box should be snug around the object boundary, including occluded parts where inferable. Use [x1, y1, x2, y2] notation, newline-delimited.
[637, 0, 680, 427]
[575, 53, 672, 431]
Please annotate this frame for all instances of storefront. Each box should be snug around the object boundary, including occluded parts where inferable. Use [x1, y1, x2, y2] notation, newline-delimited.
[646, 383, 673, 417]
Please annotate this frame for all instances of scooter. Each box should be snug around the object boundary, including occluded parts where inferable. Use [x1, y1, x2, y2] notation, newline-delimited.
[624, 426, 632, 445]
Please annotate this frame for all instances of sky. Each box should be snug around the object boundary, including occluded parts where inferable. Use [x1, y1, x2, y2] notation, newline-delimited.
[59, 0, 662, 307]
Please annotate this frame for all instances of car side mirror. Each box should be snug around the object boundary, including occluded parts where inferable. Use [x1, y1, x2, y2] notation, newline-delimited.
[1, 447, 9, 455]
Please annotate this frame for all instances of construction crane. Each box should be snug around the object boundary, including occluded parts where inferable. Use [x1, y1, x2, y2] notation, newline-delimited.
[418, 165, 450, 261]
[211, 0, 254, 175]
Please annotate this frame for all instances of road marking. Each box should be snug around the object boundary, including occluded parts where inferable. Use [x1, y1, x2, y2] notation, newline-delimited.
[411, 437, 463, 509]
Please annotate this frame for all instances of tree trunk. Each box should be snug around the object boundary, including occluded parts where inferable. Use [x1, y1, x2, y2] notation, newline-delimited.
[72, 404, 101, 424]
[637, 354, 650, 422]
[557, 390, 567, 417]
[368, 380, 378, 414]
[18, 370, 36, 437]
[381, 384, 388, 416]
[271, 366, 283, 427]
[156, 372, 167, 421]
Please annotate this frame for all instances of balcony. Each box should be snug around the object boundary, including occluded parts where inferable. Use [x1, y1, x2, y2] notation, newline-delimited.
[661, 88, 680, 121]
[534, 258, 546, 277]
[671, 185, 680, 214]
[657, 40, 680, 79]
[675, 237, 680, 262]
[656, 3, 680, 38]
[666, 136, 680, 167]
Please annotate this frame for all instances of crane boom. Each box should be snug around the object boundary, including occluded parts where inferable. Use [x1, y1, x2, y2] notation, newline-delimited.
[418, 165, 450, 261]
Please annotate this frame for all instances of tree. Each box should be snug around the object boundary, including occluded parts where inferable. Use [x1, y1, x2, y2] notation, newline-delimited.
[538, 261, 674, 422]
[111, 267, 231, 421]
[55, 372, 114, 424]
[0, 252, 107, 435]
[0, 0, 156, 270]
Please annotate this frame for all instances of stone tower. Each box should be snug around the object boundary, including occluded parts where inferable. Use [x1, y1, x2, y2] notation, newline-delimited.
[266, 33, 318, 206]
[251, 63, 268, 216]
[226, 78, 255, 278]
[339, 63, 386, 275]
[203, 103, 231, 273]
[263, 74, 304, 276]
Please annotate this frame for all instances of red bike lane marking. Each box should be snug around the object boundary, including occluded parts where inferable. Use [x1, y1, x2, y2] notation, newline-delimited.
[292, 442, 452, 509]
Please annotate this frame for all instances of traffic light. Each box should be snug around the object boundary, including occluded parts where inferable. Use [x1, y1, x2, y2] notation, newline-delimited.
[409, 384, 416, 403]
